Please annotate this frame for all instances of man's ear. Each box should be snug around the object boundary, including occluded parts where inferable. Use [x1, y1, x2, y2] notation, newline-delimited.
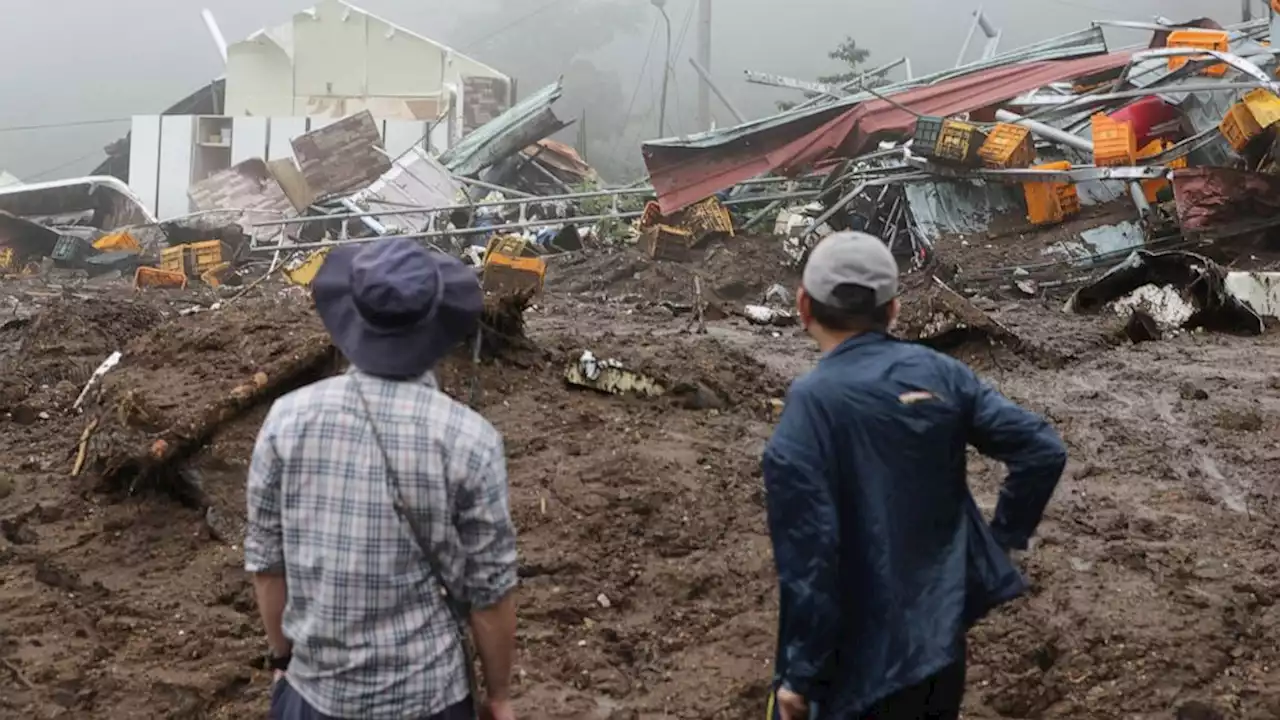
[887, 297, 901, 330]
[796, 286, 810, 321]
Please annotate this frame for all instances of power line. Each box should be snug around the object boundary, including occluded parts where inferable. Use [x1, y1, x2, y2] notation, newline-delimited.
[461, 0, 576, 50]
[611, 17, 661, 159]
[25, 148, 106, 182]
[0, 117, 130, 134]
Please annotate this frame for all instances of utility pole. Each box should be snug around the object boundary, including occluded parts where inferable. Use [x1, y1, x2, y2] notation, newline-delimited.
[697, 0, 712, 131]
[652, 0, 672, 137]
[1243, 0, 1253, 22]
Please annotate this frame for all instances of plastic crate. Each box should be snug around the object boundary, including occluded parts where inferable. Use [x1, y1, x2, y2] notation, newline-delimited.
[640, 224, 695, 262]
[188, 240, 225, 274]
[0, 247, 13, 272]
[1167, 29, 1229, 77]
[481, 253, 546, 296]
[133, 266, 187, 290]
[978, 123, 1035, 168]
[1219, 102, 1265, 152]
[912, 116, 945, 157]
[1244, 89, 1280, 130]
[1091, 114, 1137, 167]
[93, 231, 140, 252]
[160, 246, 187, 275]
[51, 236, 88, 263]
[1022, 161, 1079, 226]
[1137, 140, 1188, 203]
[933, 119, 987, 166]
[283, 248, 330, 287]
[674, 196, 734, 246]
[485, 234, 532, 260]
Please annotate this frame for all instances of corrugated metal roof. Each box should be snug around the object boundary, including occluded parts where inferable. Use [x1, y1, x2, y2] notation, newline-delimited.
[643, 50, 1134, 214]
[439, 80, 567, 178]
[904, 180, 1022, 240]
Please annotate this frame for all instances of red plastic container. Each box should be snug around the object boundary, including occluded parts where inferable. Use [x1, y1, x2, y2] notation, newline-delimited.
[1107, 97, 1183, 148]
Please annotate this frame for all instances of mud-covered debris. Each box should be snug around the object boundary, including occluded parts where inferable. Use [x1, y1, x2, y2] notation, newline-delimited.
[1176, 700, 1226, 720]
[1069, 251, 1264, 336]
[564, 351, 665, 398]
[1179, 381, 1210, 401]
[743, 305, 796, 327]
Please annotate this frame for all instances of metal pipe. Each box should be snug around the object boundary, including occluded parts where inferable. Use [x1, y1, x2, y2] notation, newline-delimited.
[994, 109, 1094, 153]
[801, 181, 869, 241]
[452, 175, 537, 199]
[689, 57, 746, 124]
[249, 191, 825, 253]
[655, 2, 673, 136]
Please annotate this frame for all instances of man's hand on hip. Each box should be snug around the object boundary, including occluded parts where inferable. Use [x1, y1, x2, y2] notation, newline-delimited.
[776, 688, 808, 720]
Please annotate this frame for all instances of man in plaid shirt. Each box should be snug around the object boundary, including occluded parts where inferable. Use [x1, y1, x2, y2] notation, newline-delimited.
[245, 238, 519, 720]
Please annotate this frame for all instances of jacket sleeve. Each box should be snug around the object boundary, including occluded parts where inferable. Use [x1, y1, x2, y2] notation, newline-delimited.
[762, 387, 839, 697]
[964, 370, 1067, 551]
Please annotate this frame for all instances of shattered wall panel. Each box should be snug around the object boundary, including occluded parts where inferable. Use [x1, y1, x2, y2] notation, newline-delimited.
[188, 159, 294, 218]
[291, 111, 392, 200]
[463, 77, 513, 133]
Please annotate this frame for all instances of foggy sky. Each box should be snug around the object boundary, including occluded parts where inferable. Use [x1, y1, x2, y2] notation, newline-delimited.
[0, 0, 1253, 183]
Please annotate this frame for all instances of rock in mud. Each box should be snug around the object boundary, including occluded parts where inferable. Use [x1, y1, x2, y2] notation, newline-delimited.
[1179, 382, 1209, 401]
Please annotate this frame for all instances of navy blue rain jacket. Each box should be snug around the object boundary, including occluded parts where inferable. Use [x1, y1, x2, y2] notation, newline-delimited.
[763, 333, 1067, 717]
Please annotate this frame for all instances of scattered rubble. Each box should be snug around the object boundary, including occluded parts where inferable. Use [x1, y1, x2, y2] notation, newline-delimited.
[5, 8, 1280, 720]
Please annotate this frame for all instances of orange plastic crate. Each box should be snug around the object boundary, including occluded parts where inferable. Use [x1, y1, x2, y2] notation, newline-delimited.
[1091, 114, 1137, 167]
[1219, 102, 1265, 152]
[134, 266, 188, 290]
[1022, 161, 1079, 226]
[978, 123, 1035, 168]
[1166, 29, 1229, 77]
[482, 253, 546, 296]
[1137, 140, 1188, 203]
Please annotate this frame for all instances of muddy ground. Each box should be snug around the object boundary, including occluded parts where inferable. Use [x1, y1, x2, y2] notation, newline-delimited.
[1, 238, 1279, 719]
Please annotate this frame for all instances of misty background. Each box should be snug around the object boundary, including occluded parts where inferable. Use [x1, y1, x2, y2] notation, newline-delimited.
[0, 0, 1257, 185]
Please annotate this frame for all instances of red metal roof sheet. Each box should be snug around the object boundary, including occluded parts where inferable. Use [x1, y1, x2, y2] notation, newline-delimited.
[643, 51, 1134, 214]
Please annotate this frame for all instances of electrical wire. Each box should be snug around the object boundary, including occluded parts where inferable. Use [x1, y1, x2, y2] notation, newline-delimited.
[611, 17, 661, 159]
[461, 0, 577, 50]
[0, 117, 129, 134]
[25, 148, 107, 182]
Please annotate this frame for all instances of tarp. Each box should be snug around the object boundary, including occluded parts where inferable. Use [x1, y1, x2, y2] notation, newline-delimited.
[643, 51, 1133, 214]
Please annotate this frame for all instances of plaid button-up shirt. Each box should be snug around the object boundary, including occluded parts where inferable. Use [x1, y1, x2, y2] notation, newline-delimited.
[245, 368, 517, 719]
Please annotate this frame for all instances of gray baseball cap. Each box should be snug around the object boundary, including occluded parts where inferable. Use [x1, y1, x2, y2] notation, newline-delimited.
[801, 231, 899, 311]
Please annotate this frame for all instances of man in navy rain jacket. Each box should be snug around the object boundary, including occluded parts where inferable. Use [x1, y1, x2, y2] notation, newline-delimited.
[765, 231, 1067, 720]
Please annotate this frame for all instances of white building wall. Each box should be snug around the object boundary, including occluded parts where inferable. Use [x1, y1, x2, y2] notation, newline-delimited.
[225, 40, 295, 117]
[292, 0, 368, 97]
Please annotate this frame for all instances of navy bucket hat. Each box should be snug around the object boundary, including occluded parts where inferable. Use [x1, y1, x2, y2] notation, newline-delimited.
[312, 238, 483, 378]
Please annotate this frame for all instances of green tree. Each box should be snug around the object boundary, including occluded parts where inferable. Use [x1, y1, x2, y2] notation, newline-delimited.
[777, 36, 881, 112]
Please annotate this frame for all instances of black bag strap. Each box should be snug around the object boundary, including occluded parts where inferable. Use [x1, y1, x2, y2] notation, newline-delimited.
[349, 375, 481, 714]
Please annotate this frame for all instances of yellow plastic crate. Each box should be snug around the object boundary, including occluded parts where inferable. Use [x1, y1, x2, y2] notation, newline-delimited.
[1244, 89, 1280, 130]
[188, 240, 225, 274]
[681, 196, 735, 240]
[978, 123, 1035, 169]
[93, 231, 140, 252]
[485, 234, 532, 259]
[283, 248, 330, 287]
[1220, 102, 1265, 152]
[160, 246, 187, 275]
[933, 119, 987, 166]
[0, 247, 13, 272]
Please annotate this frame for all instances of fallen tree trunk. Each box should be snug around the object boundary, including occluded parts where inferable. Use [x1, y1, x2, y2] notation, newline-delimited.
[78, 296, 335, 495]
